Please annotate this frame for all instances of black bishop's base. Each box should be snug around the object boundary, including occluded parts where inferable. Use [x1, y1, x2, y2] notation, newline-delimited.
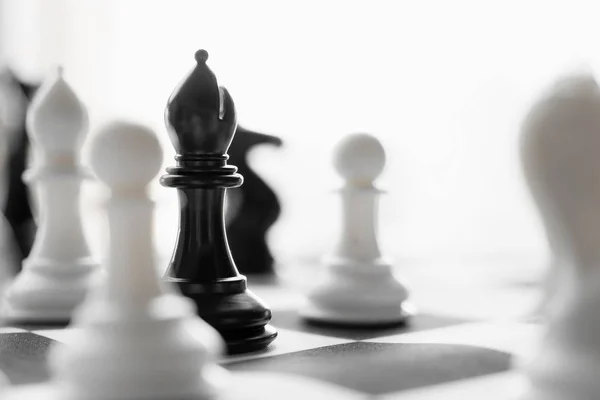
[163, 186, 278, 354]
[173, 279, 277, 353]
[161, 49, 277, 354]
[162, 180, 278, 354]
[163, 184, 278, 354]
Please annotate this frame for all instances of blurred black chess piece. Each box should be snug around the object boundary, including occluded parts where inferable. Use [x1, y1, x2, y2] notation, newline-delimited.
[161, 50, 277, 354]
[0, 70, 37, 272]
[226, 126, 282, 276]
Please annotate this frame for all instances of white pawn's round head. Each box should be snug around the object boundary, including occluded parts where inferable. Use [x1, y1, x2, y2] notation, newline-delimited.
[334, 133, 386, 186]
[27, 67, 89, 154]
[90, 121, 163, 192]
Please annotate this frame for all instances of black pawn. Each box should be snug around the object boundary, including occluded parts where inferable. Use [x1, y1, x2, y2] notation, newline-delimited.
[161, 50, 277, 354]
[0, 71, 37, 270]
[226, 126, 282, 276]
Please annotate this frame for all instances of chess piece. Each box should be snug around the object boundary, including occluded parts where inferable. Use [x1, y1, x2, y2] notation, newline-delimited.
[0, 70, 37, 267]
[2, 68, 98, 323]
[3, 121, 229, 400]
[51, 121, 227, 399]
[226, 126, 282, 275]
[302, 133, 411, 325]
[0, 113, 18, 296]
[0, 212, 21, 284]
[519, 72, 600, 399]
[162, 50, 277, 353]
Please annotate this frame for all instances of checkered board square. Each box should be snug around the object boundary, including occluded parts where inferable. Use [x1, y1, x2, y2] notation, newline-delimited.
[0, 276, 542, 399]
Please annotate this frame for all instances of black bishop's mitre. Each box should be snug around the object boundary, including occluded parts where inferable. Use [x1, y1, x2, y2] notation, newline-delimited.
[161, 50, 277, 354]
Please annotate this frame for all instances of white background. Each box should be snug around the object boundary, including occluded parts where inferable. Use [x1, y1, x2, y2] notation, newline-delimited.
[2, 0, 594, 269]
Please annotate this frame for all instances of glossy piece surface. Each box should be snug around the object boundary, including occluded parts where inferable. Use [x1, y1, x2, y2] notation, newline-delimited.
[162, 50, 277, 353]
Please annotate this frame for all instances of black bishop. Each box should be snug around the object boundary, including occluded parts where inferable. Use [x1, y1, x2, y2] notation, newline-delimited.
[161, 49, 277, 353]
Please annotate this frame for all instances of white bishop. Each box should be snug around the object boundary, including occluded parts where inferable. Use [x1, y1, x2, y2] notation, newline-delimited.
[2, 68, 98, 322]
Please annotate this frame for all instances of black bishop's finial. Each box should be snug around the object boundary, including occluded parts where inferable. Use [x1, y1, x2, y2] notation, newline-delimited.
[195, 49, 209, 63]
[161, 49, 277, 354]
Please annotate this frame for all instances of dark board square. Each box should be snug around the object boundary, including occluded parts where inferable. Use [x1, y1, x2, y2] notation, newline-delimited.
[271, 309, 469, 340]
[226, 342, 512, 395]
[8, 322, 69, 331]
[0, 332, 54, 385]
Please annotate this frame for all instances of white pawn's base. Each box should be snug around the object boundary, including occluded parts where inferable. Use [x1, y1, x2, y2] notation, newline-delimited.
[2, 258, 98, 322]
[301, 257, 412, 325]
[45, 293, 225, 400]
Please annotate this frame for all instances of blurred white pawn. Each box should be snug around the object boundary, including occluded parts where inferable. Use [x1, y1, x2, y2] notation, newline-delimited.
[5, 121, 227, 399]
[519, 72, 600, 400]
[2, 68, 98, 322]
[301, 133, 411, 325]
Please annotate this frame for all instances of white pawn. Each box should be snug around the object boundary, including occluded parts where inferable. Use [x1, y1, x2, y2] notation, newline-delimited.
[3, 68, 98, 322]
[519, 72, 600, 399]
[302, 133, 411, 325]
[5, 121, 226, 400]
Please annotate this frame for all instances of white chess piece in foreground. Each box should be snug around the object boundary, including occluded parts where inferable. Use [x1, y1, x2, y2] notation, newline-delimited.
[519, 72, 600, 399]
[2, 68, 98, 322]
[4, 121, 227, 399]
[302, 133, 411, 325]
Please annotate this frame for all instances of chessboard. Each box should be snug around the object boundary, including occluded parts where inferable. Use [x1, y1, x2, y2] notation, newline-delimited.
[0, 260, 545, 399]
